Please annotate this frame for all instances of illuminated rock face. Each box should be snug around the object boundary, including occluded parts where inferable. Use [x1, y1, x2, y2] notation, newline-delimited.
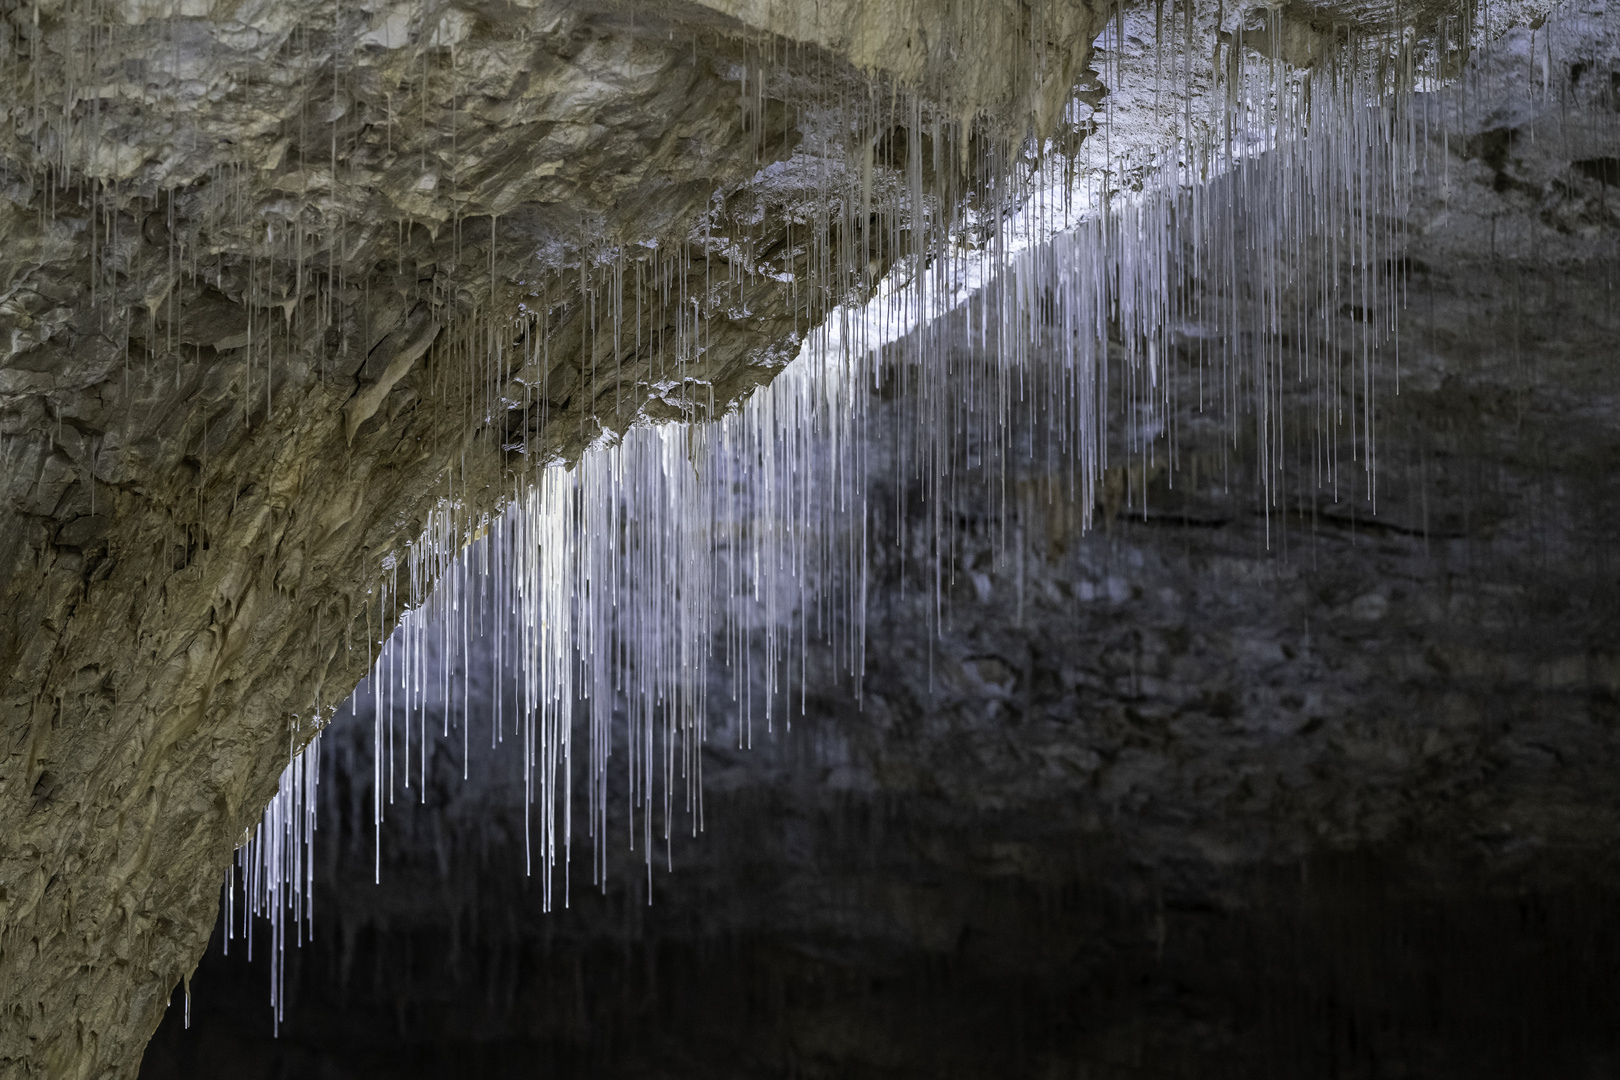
[0, 0, 1613, 1077]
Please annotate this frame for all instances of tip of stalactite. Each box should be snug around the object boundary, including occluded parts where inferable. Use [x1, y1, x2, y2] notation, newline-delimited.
[343, 320, 442, 445]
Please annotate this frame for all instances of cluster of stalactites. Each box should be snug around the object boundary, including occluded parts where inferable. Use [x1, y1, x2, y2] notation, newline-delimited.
[222, 0, 1620, 1024]
[186, 28, 1004, 1027]
[221, 733, 319, 1032]
[341, 9, 1441, 900]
